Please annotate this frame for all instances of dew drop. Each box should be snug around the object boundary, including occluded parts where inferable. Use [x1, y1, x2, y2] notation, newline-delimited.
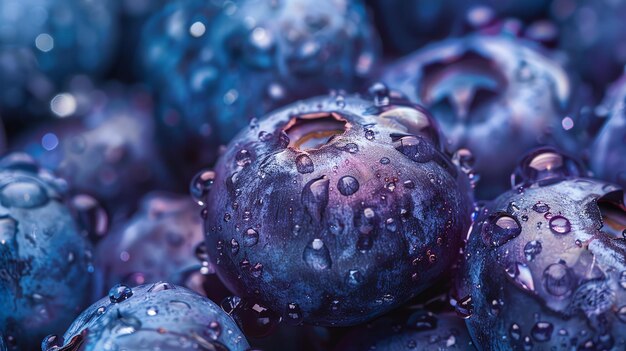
[505, 262, 535, 292]
[190, 169, 216, 205]
[108, 284, 133, 303]
[295, 154, 314, 174]
[235, 149, 252, 167]
[532, 202, 550, 213]
[549, 216, 571, 234]
[302, 176, 330, 221]
[531, 322, 553, 342]
[393, 135, 435, 163]
[481, 213, 521, 247]
[524, 240, 542, 261]
[368, 82, 390, 106]
[453, 295, 473, 319]
[509, 323, 521, 340]
[146, 306, 158, 316]
[303, 238, 332, 270]
[380, 157, 390, 165]
[543, 262, 575, 296]
[0, 180, 49, 209]
[337, 176, 359, 196]
[346, 269, 362, 286]
[243, 228, 259, 247]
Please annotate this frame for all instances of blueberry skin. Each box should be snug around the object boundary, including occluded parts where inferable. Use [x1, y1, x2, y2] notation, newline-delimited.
[334, 311, 475, 350]
[380, 34, 578, 199]
[0, 153, 93, 351]
[457, 148, 626, 350]
[591, 75, 626, 190]
[140, 0, 379, 180]
[0, 0, 117, 119]
[15, 86, 172, 217]
[51, 282, 249, 351]
[202, 93, 473, 326]
[94, 192, 204, 296]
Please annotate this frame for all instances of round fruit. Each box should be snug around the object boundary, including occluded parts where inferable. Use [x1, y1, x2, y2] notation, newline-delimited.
[457, 147, 626, 350]
[591, 74, 626, 190]
[140, 0, 379, 181]
[380, 34, 579, 199]
[94, 192, 204, 296]
[0, 153, 93, 350]
[200, 91, 473, 326]
[44, 282, 250, 351]
[15, 86, 171, 216]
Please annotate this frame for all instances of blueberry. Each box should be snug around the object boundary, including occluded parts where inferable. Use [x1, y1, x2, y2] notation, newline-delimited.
[591, 74, 626, 190]
[380, 34, 580, 199]
[94, 192, 205, 295]
[552, 0, 626, 95]
[334, 310, 475, 350]
[140, 0, 379, 181]
[200, 91, 473, 326]
[457, 147, 626, 350]
[0, 153, 93, 351]
[14, 86, 172, 217]
[46, 282, 250, 351]
[367, 0, 552, 54]
[0, 0, 117, 120]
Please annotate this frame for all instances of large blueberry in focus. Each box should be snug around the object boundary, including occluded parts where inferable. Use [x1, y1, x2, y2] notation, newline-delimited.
[14, 85, 172, 217]
[140, 0, 379, 181]
[0, 0, 117, 119]
[94, 192, 204, 295]
[335, 310, 475, 350]
[200, 92, 473, 326]
[552, 0, 626, 95]
[0, 153, 93, 351]
[591, 75, 626, 190]
[457, 147, 626, 350]
[45, 282, 249, 351]
[380, 34, 579, 199]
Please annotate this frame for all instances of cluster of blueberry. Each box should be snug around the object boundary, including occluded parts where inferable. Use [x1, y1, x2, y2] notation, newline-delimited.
[1, 0, 625, 350]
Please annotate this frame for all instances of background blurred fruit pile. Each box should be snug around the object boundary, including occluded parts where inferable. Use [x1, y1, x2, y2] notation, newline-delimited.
[1, 0, 625, 350]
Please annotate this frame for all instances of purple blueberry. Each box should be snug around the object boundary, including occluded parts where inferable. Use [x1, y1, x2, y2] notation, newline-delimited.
[457, 147, 626, 350]
[0, 153, 93, 351]
[14, 85, 172, 218]
[199, 91, 473, 326]
[140, 0, 379, 181]
[380, 34, 581, 199]
[93, 192, 205, 297]
[44, 282, 249, 351]
[591, 74, 626, 190]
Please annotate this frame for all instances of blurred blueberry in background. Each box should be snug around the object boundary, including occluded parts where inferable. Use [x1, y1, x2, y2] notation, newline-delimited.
[380, 34, 585, 199]
[591, 74, 626, 190]
[13, 84, 172, 220]
[0, 0, 117, 122]
[94, 192, 204, 296]
[140, 0, 380, 182]
[552, 0, 626, 98]
[0, 153, 93, 351]
[46, 282, 250, 351]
